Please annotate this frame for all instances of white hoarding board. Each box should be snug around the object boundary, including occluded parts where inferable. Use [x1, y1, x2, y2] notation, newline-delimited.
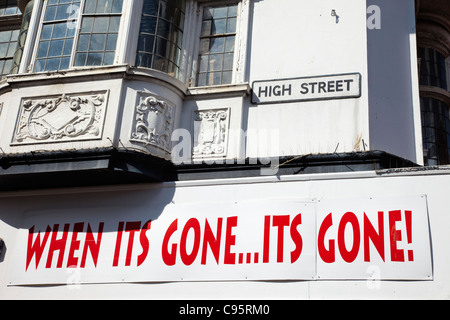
[9, 195, 431, 285]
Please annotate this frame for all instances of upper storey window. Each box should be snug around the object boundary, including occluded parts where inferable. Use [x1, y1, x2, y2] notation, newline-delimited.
[417, 47, 450, 166]
[196, 3, 237, 86]
[33, 0, 124, 72]
[135, 0, 186, 78]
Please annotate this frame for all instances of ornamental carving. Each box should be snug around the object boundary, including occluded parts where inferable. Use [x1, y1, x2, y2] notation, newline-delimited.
[193, 108, 229, 158]
[12, 92, 107, 144]
[130, 93, 174, 154]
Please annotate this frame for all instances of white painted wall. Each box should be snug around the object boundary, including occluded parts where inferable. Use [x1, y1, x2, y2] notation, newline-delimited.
[245, 0, 370, 157]
[367, 0, 423, 164]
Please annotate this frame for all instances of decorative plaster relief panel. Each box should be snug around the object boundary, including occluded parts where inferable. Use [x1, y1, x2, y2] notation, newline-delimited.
[12, 91, 108, 145]
[130, 92, 174, 155]
[193, 108, 230, 158]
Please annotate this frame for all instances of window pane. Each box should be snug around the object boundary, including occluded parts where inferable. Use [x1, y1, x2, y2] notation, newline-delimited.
[154, 56, 168, 72]
[209, 54, 223, 71]
[198, 55, 208, 72]
[0, 43, 8, 58]
[44, 6, 57, 21]
[90, 33, 106, 51]
[96, 0, 109, 13]
[138, 34, 154, 53]
[41, 25, 53, 40]
[155, 36, 167, 57]
[74, 52, 87, 66]
[143, 0, 158, 15]
[84, 0, 96, 13]
[222, 71, 232, 84]
[0, 31, 10, 42]
[34, 59, 45, 72]
[3, 59, 12, 74]
[77, 34, 90, 51]
[11, 29, 19, 41]
[109, 16, 121, 32]
[226, 17, 236, 33]
[67, 22, 76, 37]
[60, 56, 70, 69]
[103, 51, 115, 65]
[228, 5, 238, 17]
[213, 7, 227, 19]
[37, 41, 50, 58]
[140, 16, 156, 34]
[93, 17, 109, 33]
[45, 57, 60, 70]
[63, 38, 73, 55]
[208, 71, 221, 85]
[223, 52, 233, 70]
[203, 7, 213, 19]
[210, 37, 224, 53]
[197, 73, 206, 86]
[157, 19, 171, 38]
[201, 20, 212, 36]
[111, 0, 123, 13]
[86, 52, 102, 65]
[224, 36, 235, 52]
[52, 22, 67, 38]
[136, 52, 152, 68]
[212, 19, 226, 35]
[105, 33, 117, 51]
[199, 38, 210, 54]
[81, 17, 93, 33]
[56, 4, 70, 20]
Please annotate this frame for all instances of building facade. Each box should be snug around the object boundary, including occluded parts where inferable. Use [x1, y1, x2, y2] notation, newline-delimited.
[0, 0, 449, 299]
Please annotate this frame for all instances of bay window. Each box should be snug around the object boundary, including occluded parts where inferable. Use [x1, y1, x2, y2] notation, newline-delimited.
[23, 0, 248, 87]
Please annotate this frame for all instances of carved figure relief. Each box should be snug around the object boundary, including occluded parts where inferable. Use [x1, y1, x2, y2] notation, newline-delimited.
[193, 108, 229, 158]
[130, 93, 174, 154]
[12, 92, 107, 144]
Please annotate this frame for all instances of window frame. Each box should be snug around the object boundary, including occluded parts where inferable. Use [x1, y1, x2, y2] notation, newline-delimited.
[29, 0, 128, 73]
